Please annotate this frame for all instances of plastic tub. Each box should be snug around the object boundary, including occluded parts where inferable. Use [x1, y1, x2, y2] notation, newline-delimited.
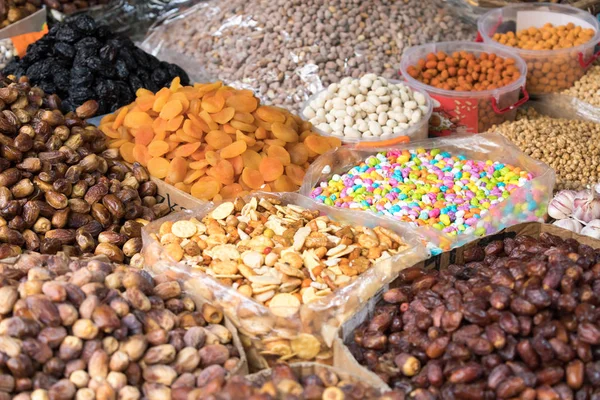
[477, 3, 600, 95]
[399, 41, 528, 137]
[301, 79, 432, 147]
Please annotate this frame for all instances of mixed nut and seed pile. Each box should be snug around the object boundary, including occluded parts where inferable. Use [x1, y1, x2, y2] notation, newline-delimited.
[0, 253, 241, 400]
[348, 232, 600, 399]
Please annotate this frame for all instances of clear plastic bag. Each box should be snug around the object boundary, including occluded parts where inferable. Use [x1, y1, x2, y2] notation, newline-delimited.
[140, 0, 476, 113]
[299, 133, 556, 252]
[142, 192, 428, 370]
[527, 94, 600, 124]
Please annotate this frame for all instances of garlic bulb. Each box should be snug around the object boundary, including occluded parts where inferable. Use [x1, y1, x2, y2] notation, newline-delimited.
[552, 218, 583, 233]
[548, 190, 577, 219]
[581, 219, 600, 239]
[572, 190, 600, 223]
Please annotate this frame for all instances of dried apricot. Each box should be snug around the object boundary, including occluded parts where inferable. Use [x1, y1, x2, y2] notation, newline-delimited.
[273, 175, 298, 192]
[159, 100, 184, 120]
[148, 141, 170, 157]
[167, 115, 184, 132]
[148, 157, 170, 179]
[112, 107, 129, 129]
[211, 107, 235, 124]
[220, 183, 243, 199]
[213, 160, 234, 185]
[226, 95, 258, 113]
[133, 144, 151, 166]
[271, 122, 299, 142]
[304, 135, 330, 155]
[285, 164, 305, 186]
[256, 106, 286, 123]
[119, 142, 135, 164]
[201, 93, 225, 113]
[205, 130, 233, 150]
[241, 168, 264, 190]
[220, 140, 247, 159]
[134, 125, 154, 146]
[267, 145, 291, 166]
[191, 179, 221, 200]
[166, 157, 188, 184]
[259, 157, 284, 182]
[175, 142, 202, 158]
[288, 143, 309, 165]
[123, 111, 153, 129]
[241, 150, 262, 170]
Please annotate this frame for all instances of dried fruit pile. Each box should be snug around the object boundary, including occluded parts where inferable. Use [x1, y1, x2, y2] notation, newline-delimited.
[0, 253, 241, 400]
[1, 1, 110, 28]
[348, 233, 600, 398]
[0, 75, 169, 262]
[2, 15, 189, 114]
[101, 79, 341, 201]
[185, 363, 402, 399]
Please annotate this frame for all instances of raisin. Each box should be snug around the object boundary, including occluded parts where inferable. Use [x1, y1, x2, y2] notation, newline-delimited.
[72, 15, 97, 34]
[56, 25, 81, 43]
[99, 45, 118, 63]
[54, 43, 75, 60]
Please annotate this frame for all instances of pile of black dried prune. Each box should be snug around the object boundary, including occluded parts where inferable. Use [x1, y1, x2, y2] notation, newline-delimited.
[2, 15, 190, 115]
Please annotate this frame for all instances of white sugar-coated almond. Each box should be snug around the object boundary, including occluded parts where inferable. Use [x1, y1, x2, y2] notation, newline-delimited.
[304, 74, 428, 139]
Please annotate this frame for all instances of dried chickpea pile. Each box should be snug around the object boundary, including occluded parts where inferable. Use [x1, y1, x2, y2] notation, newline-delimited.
[149, 196, 409, 364]
[101, 78, 341, 201]
[492, 23, 596, 51]
[0, 253, 242, 400]
[490, 108, 600, 191]
[563, 65, 600, 107]
[492, 23, 597, 94]
[406, 51, 521, 92]
[184, 363, 404, 399]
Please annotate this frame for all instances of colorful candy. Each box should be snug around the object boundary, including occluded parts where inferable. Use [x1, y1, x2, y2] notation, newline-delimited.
[310, 148, 534, 236]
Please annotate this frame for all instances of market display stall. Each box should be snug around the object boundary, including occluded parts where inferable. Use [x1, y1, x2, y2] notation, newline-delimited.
[0, 1, 597, 399]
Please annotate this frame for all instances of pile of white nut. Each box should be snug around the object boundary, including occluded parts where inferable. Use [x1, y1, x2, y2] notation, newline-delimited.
[303, 74, 429, 139]
[0, 39, 17, 70]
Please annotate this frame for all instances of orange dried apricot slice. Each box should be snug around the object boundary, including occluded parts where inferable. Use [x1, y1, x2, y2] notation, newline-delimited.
[191, 179, 221, 200]
[241, 150, 262, 170]
[119, 142, 135, 164]
[112, 107, 129, 129]
[230, 120, 257, 133]
[211, 107, 235, 125]
[259, 157, 284, 182]
[167, 115, 184, 132]
[136, 95, 155, 112]
[148, 157, 170, 179]
[175, 142, 202, 158]
[220, 140, 247, 159]
[159, 100, 184, 120]
[201, 93, 225, 113]
[256, 106, 286, 123]
[288, 143, 309, 165]
[205, 151, 220, 167]
[304, 135, 330, 155]
[134, 125, 154, 146]
[166, 156, 187, 184]
[148, 141, 170, 157]
[241, 168, 264, 190]
[273, 175, 298, 192]
[213, 160, 234, 185]
[285, 164, 305, 186]
[271, 122, 299, 142]
[123, 111, 153, 129]
[267, 145, 291, 166]
[205, 130, 233, 150]
[133, 144, 151, 166]
[190, 160, 209, 170]
[184, 169, 205, 185]
[220, 183, 243, 199]
[233, 112, 254, 124]
[226, 95, 258, 113]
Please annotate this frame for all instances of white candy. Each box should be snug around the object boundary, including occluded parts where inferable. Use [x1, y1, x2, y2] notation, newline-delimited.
[305, 75, 428, 139]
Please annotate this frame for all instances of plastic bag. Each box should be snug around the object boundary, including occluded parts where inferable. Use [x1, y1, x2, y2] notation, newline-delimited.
[299, 133, 556, 252]
[68, 0, 201, 43]
[142, 192, 428, 370]
[140, 0, 475, 113]
[526, 94, 600, 124]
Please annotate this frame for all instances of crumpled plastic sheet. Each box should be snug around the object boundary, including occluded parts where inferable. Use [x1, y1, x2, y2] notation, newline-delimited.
[299, 133, 556, 253]
[141, 192, 428, 370]
[527, 94, 600, 124]
[70, 0, 202, 43]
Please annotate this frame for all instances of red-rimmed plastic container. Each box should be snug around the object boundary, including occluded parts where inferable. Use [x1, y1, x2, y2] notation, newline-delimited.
[477, 3, 600, 95]
[399, 41, 528, 137]
[301, 79, 432, 146]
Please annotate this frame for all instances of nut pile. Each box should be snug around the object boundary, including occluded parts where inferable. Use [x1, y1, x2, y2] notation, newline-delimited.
[303, 75, 428, 140]
[0, 0, 40, 28]
[490, 108, 600, 191]
[406, 51, 521, 92]
[0, 75, 169, 262]
[180, 363, 402, 399]
[102, 79, 341, 201]
[348, 233, 600, 398]
[2, 15, 190, 114]
[562, 65, 600, 107]
[491, 23, 597, 94]
[152, 197, 409, 311]
[0, 253, 241, 400]
[143, 0, 475, 112]
[44, 0, 110, 15]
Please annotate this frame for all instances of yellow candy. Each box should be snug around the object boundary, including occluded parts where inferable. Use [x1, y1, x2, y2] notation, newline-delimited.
[440, 214, 451, 226]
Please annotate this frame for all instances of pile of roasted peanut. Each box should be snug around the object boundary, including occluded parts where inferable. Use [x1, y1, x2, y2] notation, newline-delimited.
[0, 253, 242, 400]
[348, 233, 600, 399]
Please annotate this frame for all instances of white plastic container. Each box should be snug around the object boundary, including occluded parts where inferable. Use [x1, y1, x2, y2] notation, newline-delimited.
[301, 79, 432, 146]
[478, 3, 600, 95]
[399, 41, 528, 137]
